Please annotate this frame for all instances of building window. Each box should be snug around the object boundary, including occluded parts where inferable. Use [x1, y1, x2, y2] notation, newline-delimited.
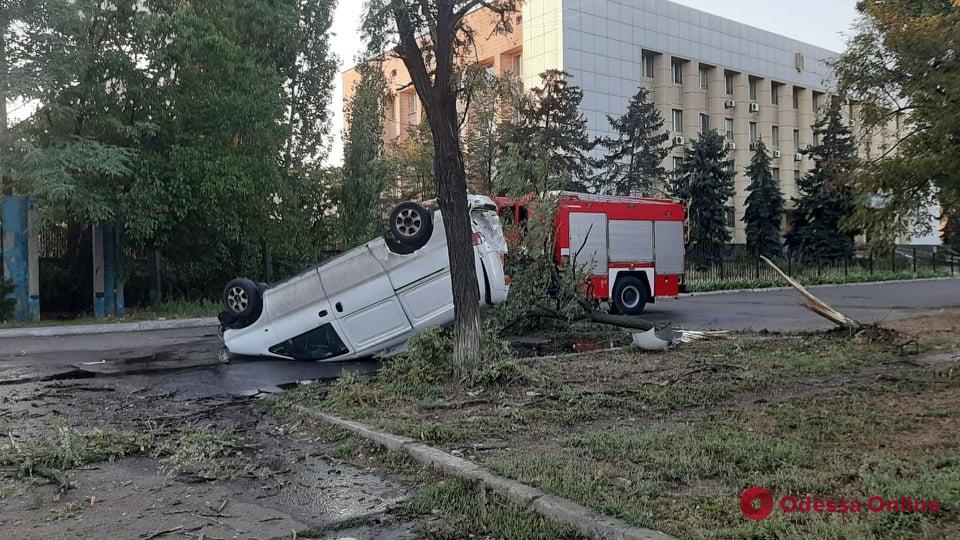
[725, 72, 735, 95]
[726, 207, 735, 229]
[724, 118, 734, 140]
[793, 87, 800, 109]
[407, 92, 418, 115]
[773, 168, 780, 183]
[672, 59, 683, 84]
[749, 78, 757, 101]
[794, 169, 801, 183]
[771, 82, 780, 105]
[642, 51, 655, 78]
[749, 122, 758, 143]
[699, 67, 709, 90]
[772, 125, 780, 148]
[700, 113, 710, 134]
[673, 156, 684, 171]
[672, 109, 683, 133]
[793, 129, 800, 153]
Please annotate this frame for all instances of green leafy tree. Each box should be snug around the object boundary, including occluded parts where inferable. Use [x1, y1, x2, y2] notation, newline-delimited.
[786, 98, 858, 262]
[834, 0, 959, 244]
[669, 129, 735, 256]
[462, 65, 521, 195]
[505, 70, 597, 193]
[339, 60, 389, 247]
[384, 119, 435, 206]
[742, 138, 784, 257]
[599, 86, 669, 196]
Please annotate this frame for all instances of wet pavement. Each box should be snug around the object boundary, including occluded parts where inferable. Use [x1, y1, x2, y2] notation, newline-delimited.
[0, 328, 418, 539]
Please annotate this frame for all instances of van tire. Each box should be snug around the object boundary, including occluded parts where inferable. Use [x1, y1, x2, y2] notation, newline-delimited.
[612, 275, 648, 316]
[386, 202, 434, 254]
[222, 277, 263, 326]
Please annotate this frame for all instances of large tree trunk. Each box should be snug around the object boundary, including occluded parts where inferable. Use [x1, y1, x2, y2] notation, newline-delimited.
[431, 114, 482, 376]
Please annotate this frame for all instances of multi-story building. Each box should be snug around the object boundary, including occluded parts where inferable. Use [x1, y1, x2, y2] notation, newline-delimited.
[343, 0, 895, 243]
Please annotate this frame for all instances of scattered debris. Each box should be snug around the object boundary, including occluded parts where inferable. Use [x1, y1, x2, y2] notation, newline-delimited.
[632, 328, 730, 351]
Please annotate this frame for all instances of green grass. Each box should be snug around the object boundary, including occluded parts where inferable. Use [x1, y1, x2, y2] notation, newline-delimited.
[273, 328, 960, 539]
[0, 298, 219, 329]
[399, 479, 578, 540]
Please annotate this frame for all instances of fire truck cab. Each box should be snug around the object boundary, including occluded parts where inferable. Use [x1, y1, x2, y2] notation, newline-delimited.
[495, 192, 685, 315]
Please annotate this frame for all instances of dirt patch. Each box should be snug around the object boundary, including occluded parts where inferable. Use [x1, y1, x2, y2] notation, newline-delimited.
[0, 377, 415, 539]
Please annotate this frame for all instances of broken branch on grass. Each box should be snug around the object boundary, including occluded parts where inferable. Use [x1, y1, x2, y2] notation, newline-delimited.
[760, 256, 861, 330]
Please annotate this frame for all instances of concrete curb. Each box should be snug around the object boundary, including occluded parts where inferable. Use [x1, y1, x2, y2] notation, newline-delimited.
[0, 317, 219, 339]
[294, 407, 676, 540]
[681, 276, 959, 297]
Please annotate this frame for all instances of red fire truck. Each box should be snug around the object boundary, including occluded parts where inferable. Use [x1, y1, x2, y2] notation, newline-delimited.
[495, 192, 686, 315]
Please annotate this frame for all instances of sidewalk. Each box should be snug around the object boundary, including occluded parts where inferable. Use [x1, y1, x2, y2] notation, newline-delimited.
[0, 317, 219, 339]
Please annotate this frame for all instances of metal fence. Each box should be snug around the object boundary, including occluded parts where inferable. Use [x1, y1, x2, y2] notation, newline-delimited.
[682, 244, 958, 292]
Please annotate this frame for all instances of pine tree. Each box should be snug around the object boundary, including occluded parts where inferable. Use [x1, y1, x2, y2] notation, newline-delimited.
[786, 97, 858, 262]
[668, 129, 735, 257]
[506, 70, 598, 192]
[742, 138, 784, 257]
[599, 86, 669, 196]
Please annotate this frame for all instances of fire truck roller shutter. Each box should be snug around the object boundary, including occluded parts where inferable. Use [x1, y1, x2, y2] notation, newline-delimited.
[568, 212, 608, 275]
[608, 220, 654, 262]
[654, 221, 685, 275]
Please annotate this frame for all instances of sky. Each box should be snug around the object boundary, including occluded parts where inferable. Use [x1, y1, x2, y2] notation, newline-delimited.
[325, 0, 862, 166]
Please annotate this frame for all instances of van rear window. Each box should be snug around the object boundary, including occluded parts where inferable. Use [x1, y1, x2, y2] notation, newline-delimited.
[269, 323, 349, 360]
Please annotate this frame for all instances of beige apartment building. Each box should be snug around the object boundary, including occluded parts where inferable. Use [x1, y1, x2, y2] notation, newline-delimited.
[343, 0, 902, 243]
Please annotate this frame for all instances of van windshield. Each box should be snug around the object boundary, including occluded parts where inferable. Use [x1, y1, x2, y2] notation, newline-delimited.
[472, 209, 508, 255]
[269, 324, 349, 360]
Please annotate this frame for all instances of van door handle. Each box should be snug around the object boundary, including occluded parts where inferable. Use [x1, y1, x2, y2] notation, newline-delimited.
[335, 302, 343, 313]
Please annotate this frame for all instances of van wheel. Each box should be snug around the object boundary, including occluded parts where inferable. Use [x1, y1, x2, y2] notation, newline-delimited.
[222, 277, 263, 326]
[612, 276, 648, 316]
[386, 202, 434, 254]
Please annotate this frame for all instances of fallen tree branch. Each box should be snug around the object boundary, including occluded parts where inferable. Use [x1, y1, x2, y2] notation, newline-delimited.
[760, 256, 861, 330]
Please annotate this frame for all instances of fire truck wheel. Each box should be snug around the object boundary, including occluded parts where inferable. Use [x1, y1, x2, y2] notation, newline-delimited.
[612, 276, 648, 316]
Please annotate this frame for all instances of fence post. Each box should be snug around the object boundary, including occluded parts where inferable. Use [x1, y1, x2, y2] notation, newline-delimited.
[891, 247, 896, 273]
[817, 253, 822, 278]
[913, 247, 917, 273]
[844, 254, 848, 276]
[755, 252, 760, 279]
[932, 249, 937, 273]
[787, 251, 792, 276]
[869, 250, 874, 274]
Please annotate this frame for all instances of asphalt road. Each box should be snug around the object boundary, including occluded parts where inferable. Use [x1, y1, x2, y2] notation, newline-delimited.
[3, 278, 958, 391]
[646, 277, 960, 331]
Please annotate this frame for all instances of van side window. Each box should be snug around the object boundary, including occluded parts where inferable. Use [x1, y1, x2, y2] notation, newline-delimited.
[269, 323, 349, 360]
[499, 206, 515, 227]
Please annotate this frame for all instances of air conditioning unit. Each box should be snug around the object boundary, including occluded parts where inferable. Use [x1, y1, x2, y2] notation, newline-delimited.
[749, 102, 760, 113]
[724, 99, 736, 109]
[794, 152, 803, 162]
[726, 141, 737, 151]
[749, 141, 758, 151]
[772, 149, 782, 158]
[673, 135, 686, 147]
